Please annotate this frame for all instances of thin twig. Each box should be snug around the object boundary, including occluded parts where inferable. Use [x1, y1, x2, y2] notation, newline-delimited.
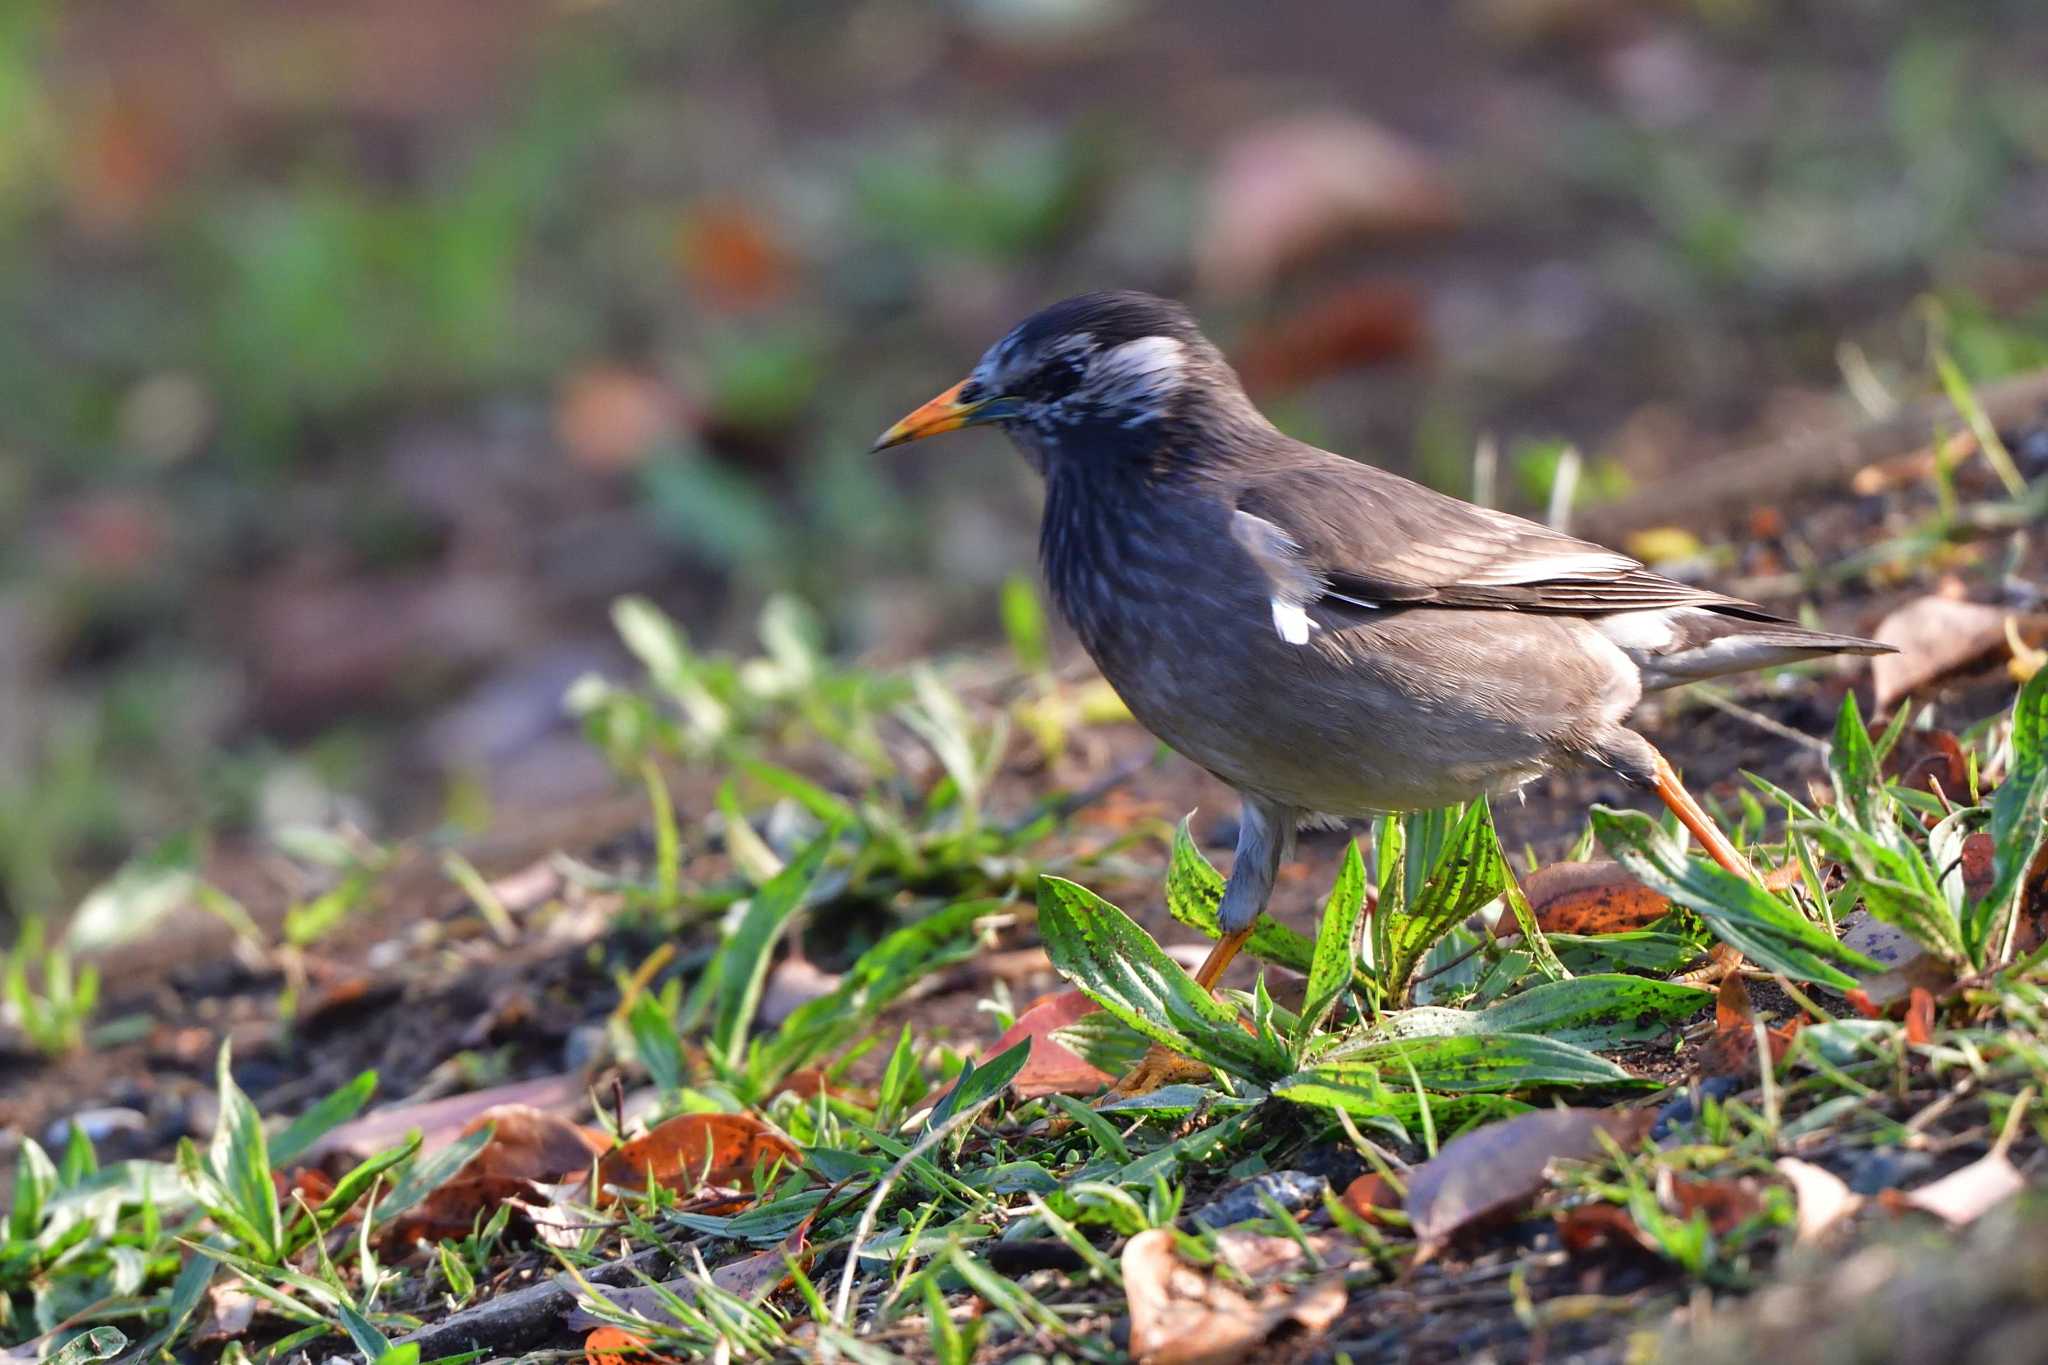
[1691, 687, 1832, 755]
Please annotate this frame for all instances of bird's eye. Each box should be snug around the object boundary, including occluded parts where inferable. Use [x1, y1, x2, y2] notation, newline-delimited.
[957, 379, 983, 403]
[1026, 356, 1087, 402]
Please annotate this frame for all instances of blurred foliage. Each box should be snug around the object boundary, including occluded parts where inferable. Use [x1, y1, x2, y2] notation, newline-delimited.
[3, 0, 2048, 926]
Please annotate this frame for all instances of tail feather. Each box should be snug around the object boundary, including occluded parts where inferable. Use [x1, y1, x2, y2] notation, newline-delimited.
[1597, 606, 1895, 691]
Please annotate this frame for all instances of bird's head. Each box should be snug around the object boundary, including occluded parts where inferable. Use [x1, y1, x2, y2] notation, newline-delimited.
[874, 291, 1244, 472]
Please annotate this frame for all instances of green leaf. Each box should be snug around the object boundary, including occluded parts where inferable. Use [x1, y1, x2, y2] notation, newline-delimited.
[1000, 575, 1052, 675]
[1593, 807, 1878, 988]
[1977, 666, 2048, 962]
[717, 778, 786, 884]
[1038, 876, 1290, 1081]
[1308, 1030, 1642, 1092]
[927, 1039, 1031, 1131]
[271, 1070, 378, 1169]
[1381, 801, 1513, 1002]
[46, 1326, 127, 1365]
[289, 1133, 421, 1252]
[1829, 691, 1887, 835]
[627, 992, 688, 1099]
[1271, 1075, 1530, 1131]
[376, 1124, 493, 1227]
[1164, 818, 1324, 974]
[10, 1137, 55, 1240]
[734, 756, 858, 827]
[1050, 1011, 1150, 1077]
[1294, 841, 1367, 1050]
[337, 1299, 394, 1361]
[1376, 975, 1710, 1049]
[712, 833, 833, 1073]
[208, 1042, 284, 1261]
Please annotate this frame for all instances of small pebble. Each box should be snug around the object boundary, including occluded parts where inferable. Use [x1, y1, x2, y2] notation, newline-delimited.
[1189, 1169, 1327, 1228]
[1649, 1075, 1743, 1140]
[44, 1107, 149, 1149]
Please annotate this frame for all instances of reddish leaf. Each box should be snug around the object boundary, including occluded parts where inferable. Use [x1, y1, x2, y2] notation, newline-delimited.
[1845, 989, 1884, 1019]
[1555, 1202, 1650, 1255]
[1490, 860, 1671, 937]
[1699, 974, 1800, 1077]
[1405, 1108, 1655, 1255]
[1669, 1176, 1767, 1235]
[592, 1113, 799, 1203]
[1238, 281, 1425, 393]
[676, 199, 794, 312]
[985, 989, 1113, 1099]
[1904, 988, 1936, 1046]
[1339, 1173, 1400, 1225]
[555, 367, 683, 472]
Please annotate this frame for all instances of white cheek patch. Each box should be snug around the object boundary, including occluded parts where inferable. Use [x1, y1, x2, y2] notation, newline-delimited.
[1271, 598, 1317, 645]
[1088, 336, 1186, 426]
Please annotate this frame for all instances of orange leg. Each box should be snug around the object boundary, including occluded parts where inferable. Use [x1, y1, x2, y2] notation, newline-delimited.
[1651, 749, 1756, 983]
[1101, 926, 1256, 1100]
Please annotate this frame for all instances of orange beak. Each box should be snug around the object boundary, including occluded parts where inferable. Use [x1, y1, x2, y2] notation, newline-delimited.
[872, 378, 1013, 450]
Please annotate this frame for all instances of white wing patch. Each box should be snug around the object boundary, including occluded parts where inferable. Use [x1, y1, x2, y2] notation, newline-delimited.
[1270, 598, 1316, 645]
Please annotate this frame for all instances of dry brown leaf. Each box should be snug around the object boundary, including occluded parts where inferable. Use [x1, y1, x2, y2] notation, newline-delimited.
[1668, 1175, 1768, 1234]
[307, 1073, 586, 1165]
[1491, 860, 1671, 937]
[192, 1285, 259, 1344]
[462, 1105, 611, 1182]
[1880, 1150, 2027, 1226]
[1884, 728, 1971, 799]
[1871, 596, 2011, 710]
[1122, 1228, 1347, 1365]
[1195, 113, 1458, 295]
[383, 1174, 543, 1249]
[756, 955, 842, 1030]
[676, 199, 794, 311]
[984, 989, 1113, 1099]
[1405, 1108, 1654, 1255]
[592, 1113, 800, 1202]
[1774, 1157, 1863, 1243]
[555, 367, 682, 472]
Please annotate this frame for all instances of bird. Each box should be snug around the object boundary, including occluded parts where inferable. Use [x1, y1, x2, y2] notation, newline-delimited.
[875, 290, 1891, 1088]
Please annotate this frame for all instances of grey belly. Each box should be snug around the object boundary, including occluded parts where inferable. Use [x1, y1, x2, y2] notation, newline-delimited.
[1094, 607, 1640, 815]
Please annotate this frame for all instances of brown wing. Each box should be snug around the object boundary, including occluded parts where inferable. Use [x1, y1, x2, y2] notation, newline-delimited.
[1231, 459, 1783, 621]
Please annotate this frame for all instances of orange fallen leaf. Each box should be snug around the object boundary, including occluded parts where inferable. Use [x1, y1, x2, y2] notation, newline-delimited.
[1339, 1172, 1400, 1225]
[1490, 860, 1671, 937]
[1700, 973, 1799, 1077]
[1904, 987, 1936, 1046]
[585, 1326, 677, 1365]
[383, 1174, 543, 1249]
[1669, 1175, 1768, 1235]
[985, 989, 1112, 1099]
[592, 1113, 799, 1203]
[1238, 280, 1425, 393]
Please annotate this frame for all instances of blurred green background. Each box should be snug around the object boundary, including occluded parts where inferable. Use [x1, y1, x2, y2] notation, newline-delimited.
[3, 0, 2047, 925]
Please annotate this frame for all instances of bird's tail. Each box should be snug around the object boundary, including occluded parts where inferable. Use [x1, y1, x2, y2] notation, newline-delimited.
[1599, 607, 1895, 692]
